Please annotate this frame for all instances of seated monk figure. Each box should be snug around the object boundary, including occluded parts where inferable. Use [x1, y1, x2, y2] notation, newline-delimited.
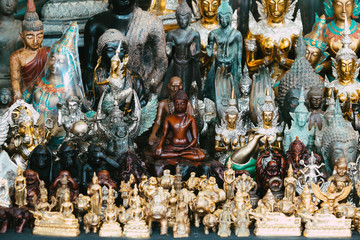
[155, 90, 205, 161]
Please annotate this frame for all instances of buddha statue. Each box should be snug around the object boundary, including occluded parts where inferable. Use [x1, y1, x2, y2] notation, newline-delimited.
[245, 0, 302, 83]
[215, 88, 246, 165]
[191, 0, 219, 79]
[238, 66, 254, 133]
[23, 23, 88, 147]
[320, 99, 358, 174]
[324, 0, 360, 57]
[203, 0, 243, 101]
[307, 86, 325, 131]
[0, 0, 22, 88]
[10, 0, 50, 101]
[326, 16, 360, 121]
[277, 33, 323, 126]
[83, 0, 167, 94]
[283, 87, 314, 152]
[155, 90, 206, 162]
[304, 14, 330, 74]
[162, 1, 201, 99]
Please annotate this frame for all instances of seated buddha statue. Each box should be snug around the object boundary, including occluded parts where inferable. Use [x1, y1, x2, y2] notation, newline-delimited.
[155, 90, 206, 162]
[326, 17, 360, 121]
[10, 0, 50, 101]
[245, 0, 302, 84]
[324, 0, 360, 57]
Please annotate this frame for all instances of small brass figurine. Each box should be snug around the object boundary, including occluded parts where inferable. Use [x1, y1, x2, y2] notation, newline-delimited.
[87, 173, 103, 216]
[223, 159, 236, 200]
[160, 169, 175, 190]
[284, 165, 296, 203]
[232, 201, 251, 237]
[217, 202, 232, 237]
[173, 201, 190, 238]
[295, 184, 318, 218]
[99, 187, 122, 237]
[328, 157, 352, 192]
[14, 166, 27, 208]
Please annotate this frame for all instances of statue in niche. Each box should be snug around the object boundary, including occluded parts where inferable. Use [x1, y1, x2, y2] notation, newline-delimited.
[307, 86, 324, 131]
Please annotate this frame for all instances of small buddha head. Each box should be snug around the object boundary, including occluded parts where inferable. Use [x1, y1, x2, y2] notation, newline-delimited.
[333, 0, 354, 22]
[225, 88, 239, 130]
[110, 0, 136, 13]
[261, 86, 276, 128]
[173, 90, 188, 114]
[239, 66, 252, 97]
[92, 172, 99, 185]
[66, 96, 81, 114]
[217, 0, 232, 28]
[168, 76, 183, 99]
[334, 157, 348, 177]
[226, 159, 232, 169]
[307, 86, 324, 111]
[0, 0, 18, 16]
[0, 88, 11, 106]
[290, 87, 309, 128]
[176, 1, 192, 29]
[264, 0, 289, 23]
[199, 0, 219, 22]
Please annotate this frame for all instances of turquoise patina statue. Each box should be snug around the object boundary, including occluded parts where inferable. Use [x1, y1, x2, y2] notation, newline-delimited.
[283, 87, 314, 152]
[203, 0, 242, 102]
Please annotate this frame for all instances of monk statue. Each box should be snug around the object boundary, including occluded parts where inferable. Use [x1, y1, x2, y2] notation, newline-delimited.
[162, 1, 202, 99]
[155, 90, 206, 161]
[83, 0, 167, 93]
[10, 0, 50, 101]
[149, 77, 195, 147]
[0, 0, 22, 89]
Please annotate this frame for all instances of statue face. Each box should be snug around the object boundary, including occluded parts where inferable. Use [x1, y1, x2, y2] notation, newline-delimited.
[329, 141, 357, 169]
[116, 125, 127, 138]
[102, 42, 126, 70]
[283, 88, 300, 125]
[336, 163, 348, 177]
[339, 58, 356, 81]
[0, 89, 11, 105]
[68, 101, 79, 114]
[296, 112, 307, 127]
[200, 0, 219, 19]
[177, 13, 190, 29]
[110, 0, 136, 12]
[218, 13, 231, 28]
[310, 96, 322, 110]
[21, 30, 44, 51]
[333, 0, 354, 22]
[306, 46, 321, 69]
[267, 0, 288, 22]
[0, 0, 18, 16]
[169, 78, 183, 98]
[263, 111, 273, 126]
[174, 99, 187, 113]
[226, 114, 237, 129]
[49, 53, 69, 77]
[19, 121, 34, 146]
[240, 85, 251, 96]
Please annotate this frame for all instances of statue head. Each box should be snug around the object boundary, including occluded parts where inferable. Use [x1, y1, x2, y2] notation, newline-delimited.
[328, 182, 337, 193]
[0, 0, 18, 16]
[168, 76, 183, 99]
[58, 141, 79, 169]
[97, 170, 112, 183]
[29, 144, 53, 169]
[321, 100, 358, 172]
[0, 88, 11, 106]
[17, 165, 23, 176]
[287, 164, 293, 177]
[226, 159, 232, 169]
[334, 157, 348, 177]
[217, 0, 232, 28]
[333, 15, 359, 85]
[304, 14, 329, 72]
[199, 0, 219, 23]
[286, 137, 306, 166]
[66, 96, 81, 114]
[225, 88, 239, 130]
[97, 29, 127, 70]
[24, 169, 40, 185]
[332, 0, 354, 22]
[263, 0, 290, 23]
[109, 0, 136, 14]
[149, 176, 158, 186]
[301, 184, 312, 204]
[176, 1, 192, 29]
[307, 86, 324, 111]
[173, 90, 188, 114]
[92, 172, 99, 184]
[20, 0, 44, 51]
[290, 87, 310, 128]
[239, 66, 252, 97]
[261, 86, 275, 128]
[88, 144, 105, 167]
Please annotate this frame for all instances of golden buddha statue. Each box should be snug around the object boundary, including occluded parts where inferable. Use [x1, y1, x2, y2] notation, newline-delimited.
[245, 0, 302, 84]
[324, 0, 360, 57]
[14, 166, 27, 208]
[326, 16, 360, 121]
[87, 173, 102, 216]
[191, 0, 219, 78]
[99, 187, 122, 237]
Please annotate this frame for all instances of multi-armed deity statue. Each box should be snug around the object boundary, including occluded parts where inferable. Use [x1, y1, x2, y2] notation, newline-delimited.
[246, 0, 302, 84]
[10, 0, 50, 101]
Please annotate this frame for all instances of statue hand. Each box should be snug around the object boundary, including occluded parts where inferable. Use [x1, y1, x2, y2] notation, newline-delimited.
[264, 56, 272, 66]
[13, 92, 22, 102]
[155, 146, 163, 156]
[149, 134, 160, 146]
[166, 42, 173, 56]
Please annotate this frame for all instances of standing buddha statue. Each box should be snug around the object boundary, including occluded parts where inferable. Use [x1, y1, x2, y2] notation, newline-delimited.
[324, 0, 360, 57]
[326, 16, 360, 121]
[238, 65, 254, 133]
[245, 0, 302, 84]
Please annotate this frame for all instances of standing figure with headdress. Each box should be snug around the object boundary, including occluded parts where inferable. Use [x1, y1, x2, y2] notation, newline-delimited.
[326, 16, 360, 121]
[10, 0, 50, 101]
[204, 0, 243, 102]
[238, 65, 254, 133]
[162, 1, 201, 99]
[245, 0, 302, 85]
[22, 23, 88, 148]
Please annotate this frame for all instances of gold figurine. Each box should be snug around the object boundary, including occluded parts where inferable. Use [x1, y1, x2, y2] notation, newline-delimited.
[14, 166, 27, 208]
[87, 173, 103, 216]
[223, 159, 236, 200]
[328, 157, 352, 192]
[99, 187, 122, 237]
[173, 201, 190, 238]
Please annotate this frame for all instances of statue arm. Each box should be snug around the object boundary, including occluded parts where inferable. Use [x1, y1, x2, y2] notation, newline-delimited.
[149, 101, 165, 144]
[166, 32, 174, 57]
[193, 32, 201, 58]
[237, 33, 243, 74]
[156, 116, 170, 155]
[206, 32, 215, 58]
[10, 52, 22, 101]
[187, 117, 198, 149]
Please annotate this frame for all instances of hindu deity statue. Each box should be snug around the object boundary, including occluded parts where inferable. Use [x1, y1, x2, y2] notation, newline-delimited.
[307, 86, 325, 131]
[245, 0, 302, 83]
[238, 66, 254, 133]
[324, 0, 360, 57]
[203, 0, 242, 101]
[0, 0, 22, 88]
[277, 33, 323, 126]
[283, 87, 314, 152]
[23, 22, 88, 147]
[304, 14, 330, 75]
[215, 88, 246, 164]
[320, 100, 358, 173]
[191, 0, 219, 79]
[10, 0, 50, 101]
[326, 17, 360, 121]
[162, 1, 201, 99]
[83, 0, 167, 94]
